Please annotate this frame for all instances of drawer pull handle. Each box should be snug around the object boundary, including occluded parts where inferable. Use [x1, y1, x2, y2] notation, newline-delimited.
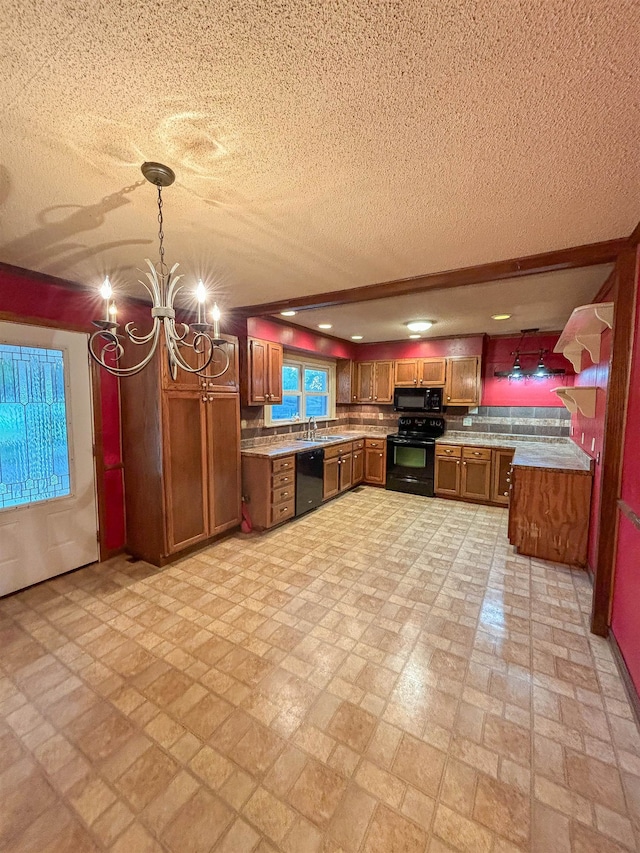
[473, 452, 481, 456]
[282, 477, 289, 482]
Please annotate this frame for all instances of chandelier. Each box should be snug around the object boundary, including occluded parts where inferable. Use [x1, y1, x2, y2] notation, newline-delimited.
[89, 162, 228, 378]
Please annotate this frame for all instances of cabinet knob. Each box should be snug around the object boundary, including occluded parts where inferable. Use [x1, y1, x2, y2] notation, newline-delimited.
[282, 477, 289, 482]
[201, 395, 208, 402]
[463, 461, 467, 466]
[413, 379, 417, 384]
[374, 396, 378, 400]
[503, 491, 509, 496]
[353, 395, 357, 399]
[447, 395, 451, 401]
[283, 491, 288, 496]
[456, 460, 460, 465]
[208, 381, 215, 388]
[473, 452, 480, 456]
[379, 453, 383, 457]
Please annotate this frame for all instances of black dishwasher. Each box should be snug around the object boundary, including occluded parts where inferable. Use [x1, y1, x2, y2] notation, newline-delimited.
[295, 449, 325, 517]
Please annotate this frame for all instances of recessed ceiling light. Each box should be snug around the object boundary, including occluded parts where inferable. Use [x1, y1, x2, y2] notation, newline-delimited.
[409, 334, 421, 339]
[318, 323, 332, 330]
[351, 335, 363, 340]
[280, 310, 296, 316]
[405, 320, 433, 332]
[491, 313, 511, 320]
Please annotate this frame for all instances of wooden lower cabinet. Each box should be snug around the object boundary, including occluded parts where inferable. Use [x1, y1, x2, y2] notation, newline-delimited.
[323, 442, 354, 498]
[352, 441, 364, 485]
[436, 444, 511, 506]
[323, 456, 340, 500]
[364, 438, 386, 485]
[491, 449, 515, 505]
[508, 465, 592, 566]
[242, 454, 296, 530]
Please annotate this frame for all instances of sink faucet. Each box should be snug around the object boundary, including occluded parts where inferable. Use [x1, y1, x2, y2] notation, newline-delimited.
[307, 416, 318, 440]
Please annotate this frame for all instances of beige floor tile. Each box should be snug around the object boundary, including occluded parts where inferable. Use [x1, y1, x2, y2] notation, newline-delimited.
[2, 491, 640, 853]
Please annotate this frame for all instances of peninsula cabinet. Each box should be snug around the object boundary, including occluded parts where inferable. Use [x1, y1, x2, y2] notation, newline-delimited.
[508, 465, 592, 567]
[394, 357, 446, 387]
[444, 356, 481, 406]
[120, 344, 242, 566]
[246, 338, 283, 405]
[354, 361, 393, 403]
[491, 449, 515, 506]
[364, 437, 387, 485]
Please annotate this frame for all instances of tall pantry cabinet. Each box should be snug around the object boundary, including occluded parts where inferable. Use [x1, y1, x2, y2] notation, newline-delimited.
[120, 334, 241, 565]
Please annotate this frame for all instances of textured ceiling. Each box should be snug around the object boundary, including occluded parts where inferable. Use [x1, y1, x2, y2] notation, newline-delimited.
[275, 264, 612, 342]
[0, 1, 638, 319]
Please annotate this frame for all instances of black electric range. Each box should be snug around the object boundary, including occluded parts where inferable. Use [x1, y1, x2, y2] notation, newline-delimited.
[386, 416, 446, 497]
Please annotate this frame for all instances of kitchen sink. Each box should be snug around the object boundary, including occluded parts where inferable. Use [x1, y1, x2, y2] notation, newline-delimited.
[295, 435, 349, 442]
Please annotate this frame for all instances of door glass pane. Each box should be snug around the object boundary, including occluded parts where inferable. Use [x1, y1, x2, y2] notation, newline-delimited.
[0, 344, 71, 509]
[304, 368, 328, 392]
[270, 395, 301, 421]
[305, 395, 328, 417]
[282, 364, 301, 391]
[394, 446, 426, 468]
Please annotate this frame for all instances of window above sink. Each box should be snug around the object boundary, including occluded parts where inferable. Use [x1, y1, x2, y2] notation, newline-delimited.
[265, 356, 336, 427]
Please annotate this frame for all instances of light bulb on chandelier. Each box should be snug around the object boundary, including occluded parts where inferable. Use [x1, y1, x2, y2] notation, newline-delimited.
[88, 162, 228, 378]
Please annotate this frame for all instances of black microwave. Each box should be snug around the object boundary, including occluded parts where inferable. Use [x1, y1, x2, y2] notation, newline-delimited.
[393, 387, 444, 413]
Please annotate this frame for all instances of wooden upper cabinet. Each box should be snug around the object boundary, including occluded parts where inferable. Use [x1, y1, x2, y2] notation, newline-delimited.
[162, 332, 238, 393]
[355, 362, 374, 402]
[445, 356, 481, 405]
[336, 359, 354, 404]
[394, 359, 420, 386]
[247, 338, 283, 405]
[393, 357, 446, 388]
[354, 361, 393, 403]
[418, 358, 446, 387]
[373, 361, 393, 403]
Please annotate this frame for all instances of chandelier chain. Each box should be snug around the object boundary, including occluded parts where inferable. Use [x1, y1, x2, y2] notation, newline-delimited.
[156, 184, 167, 280]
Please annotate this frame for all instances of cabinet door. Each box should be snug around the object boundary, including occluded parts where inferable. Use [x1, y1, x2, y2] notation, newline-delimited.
[419, 358, 446, 387]
[352, 449, 364, 484]
[339, 453, 353, 492]
[207, 393, 241, 535]
[445, 357, 481, 405]
[323, 457, 340, 499]
[491, 449, 514, 506]
[373, 361, 393, 403]
[163, 393, 208, 553]
[267, 342, 283, 403]
[336, 360, 354, 404]
[394, 359, 419, 387]
[355, 362, 374, 402]
[461, 458, 492, 501]
[364, 447, 386, 484]
[248, 338, 268, 404]
[162, 331, 205, 391]
[202, 336, 239, 393]
[435, 456, 461, 496]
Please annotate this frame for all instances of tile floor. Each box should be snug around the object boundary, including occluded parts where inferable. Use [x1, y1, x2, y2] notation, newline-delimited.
[1, 488, 640, 852]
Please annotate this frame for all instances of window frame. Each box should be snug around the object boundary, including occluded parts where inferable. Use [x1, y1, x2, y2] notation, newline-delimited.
[264, 354, 336, 427]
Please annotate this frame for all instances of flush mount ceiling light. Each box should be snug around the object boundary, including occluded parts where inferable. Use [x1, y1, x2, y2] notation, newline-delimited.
[89, 162, 227, 378]
[351, 335, 363, 340]
[280, 310, 297, 316]
[409, 334, 421, 339]
[318, 323, 332, 330]
[405, 320, 433, 332]
[491, 313, 512, 320]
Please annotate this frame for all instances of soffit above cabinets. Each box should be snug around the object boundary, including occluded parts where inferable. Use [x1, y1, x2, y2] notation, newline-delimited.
[275, 265, 613, 342]
[0, 2, 638, 313]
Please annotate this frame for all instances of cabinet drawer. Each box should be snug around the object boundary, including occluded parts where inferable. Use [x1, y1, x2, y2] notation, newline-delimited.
[352, 439, 364, 450]
[324, 442, 351, 459]
[272, 470, 294, 488]
[270, 501, 295, 525]
[463, 446, 492, 461]
[272, 455, 295, 474]
[436, 444, 462, 458]
[365, 438, 384, 449]
[272, 485, 294, 505]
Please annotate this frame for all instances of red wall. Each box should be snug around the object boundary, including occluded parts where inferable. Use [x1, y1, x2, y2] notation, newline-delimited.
[354, 335, 483, 362]
[482, 334, 574, 407]
[247, 317, 353, 359]
[611, 248, 640, 694]
[0, 267, 126, 551]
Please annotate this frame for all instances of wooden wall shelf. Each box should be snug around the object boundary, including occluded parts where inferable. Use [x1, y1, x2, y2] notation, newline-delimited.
[552, 386, 597, 418]
[554, 302, 614, 372]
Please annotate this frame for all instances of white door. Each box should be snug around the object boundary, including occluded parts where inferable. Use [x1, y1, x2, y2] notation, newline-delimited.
[0, 322, 99, 596]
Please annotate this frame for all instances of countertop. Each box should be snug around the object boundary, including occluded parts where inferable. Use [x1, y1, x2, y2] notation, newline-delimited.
[438, 431, 593, 473]
[241, 429, 593, 473]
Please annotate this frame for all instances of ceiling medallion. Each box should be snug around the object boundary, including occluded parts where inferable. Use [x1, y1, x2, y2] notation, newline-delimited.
[89, 162, 227, 378]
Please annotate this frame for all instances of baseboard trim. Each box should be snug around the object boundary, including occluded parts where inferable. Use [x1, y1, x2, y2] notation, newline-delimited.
[609, 630, 640, 730]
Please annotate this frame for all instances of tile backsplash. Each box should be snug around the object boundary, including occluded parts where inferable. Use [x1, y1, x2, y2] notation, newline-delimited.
[240, 404, 570, 448]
